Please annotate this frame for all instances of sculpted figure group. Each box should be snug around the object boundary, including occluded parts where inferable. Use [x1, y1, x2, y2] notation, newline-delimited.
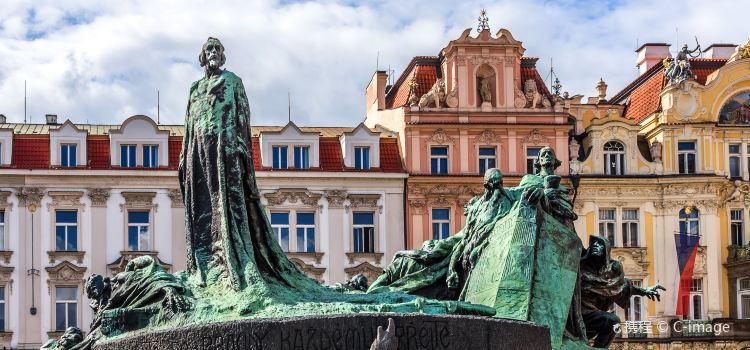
[44, 38, 665, 350]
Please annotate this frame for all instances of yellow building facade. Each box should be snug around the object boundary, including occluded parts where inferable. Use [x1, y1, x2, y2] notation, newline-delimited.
[568, 40, 750, 348]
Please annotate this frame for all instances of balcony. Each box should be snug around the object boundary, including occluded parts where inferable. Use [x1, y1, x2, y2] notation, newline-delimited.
[728, 245, 750, 264]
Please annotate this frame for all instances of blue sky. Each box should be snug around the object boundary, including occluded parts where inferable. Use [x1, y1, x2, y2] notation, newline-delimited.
[0, 0, 746, 126]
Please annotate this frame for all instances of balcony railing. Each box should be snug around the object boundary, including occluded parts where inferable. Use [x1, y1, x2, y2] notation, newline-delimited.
[728, 245, 750, 264]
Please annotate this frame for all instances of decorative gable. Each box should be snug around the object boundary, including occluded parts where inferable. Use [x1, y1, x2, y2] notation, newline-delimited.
[109, 115, 169, 167]
[258, 121, 320, 168]
[339, 123, 380, 168]
[49, 120, 88, 167]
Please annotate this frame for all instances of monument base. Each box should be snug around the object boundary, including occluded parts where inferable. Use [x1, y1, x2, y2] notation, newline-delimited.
[93, 314, 551, 350]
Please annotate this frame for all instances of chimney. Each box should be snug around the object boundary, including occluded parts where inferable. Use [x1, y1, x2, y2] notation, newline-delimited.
[635, 43, 671, 75]
[365, 71, 388, 112]
[704, 44, 737, 59]
[45, 114, 58, 125]
[0, 114, 6, 123]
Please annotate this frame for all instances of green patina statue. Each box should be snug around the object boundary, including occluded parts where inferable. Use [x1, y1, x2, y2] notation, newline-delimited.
[43, 38, 658, 350]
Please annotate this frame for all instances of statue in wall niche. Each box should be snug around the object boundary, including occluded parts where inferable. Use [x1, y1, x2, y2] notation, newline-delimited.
[665, 39, 702, 86]
[479, 76, 492, 105]
[569, 138, 580, 161]
[368, 168, 520, 300]
[40, 327, 83, 350]
[580, 236, 665, 348]
[650, 140, 663, 162]
[418, 78, 446, 108]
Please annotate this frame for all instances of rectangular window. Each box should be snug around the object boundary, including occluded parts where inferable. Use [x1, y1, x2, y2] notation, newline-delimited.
[677, 141, 697, 174]
[55, 287, 77, 331]
[747, 145, 750, 177]
[690, 278, 703, 320]
[430, 147, 448, 174]
[729, 144, 742, 178]
[353, 212, 375, 253]
[354, 146, 370, 170]
[0, 211, 4, 251]
[143, 145, 159, 168]
[621, 209, 639, 247]
[271, 212, 290, 252]
[60, 143, 77, 167]
[293, 146, 310, 169]
[478, 147, 497, 174]
[55, 210, 78, 251]
[432, 208, 451, 240]
[295, 212, 315, 253]
[731, 209, 745, 246]
[272, 146, 288, 169]
[627, 280, 643, 321]
[598, 209, 616, 246]
[526, 147, 541, 174]
[120, 144, 136, 168]
[127, 211, 150, 251]
[742, 294, 750, 320]
[0, 287, 4, 331]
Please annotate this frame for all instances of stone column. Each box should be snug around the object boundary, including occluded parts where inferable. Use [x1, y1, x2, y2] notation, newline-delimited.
[16, 187, 44, 346]
[167, 189, 186, 272]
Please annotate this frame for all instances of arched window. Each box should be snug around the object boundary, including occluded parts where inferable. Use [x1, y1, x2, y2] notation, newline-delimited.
[603, 141, 626, 175]
[679, 207, 700, 235]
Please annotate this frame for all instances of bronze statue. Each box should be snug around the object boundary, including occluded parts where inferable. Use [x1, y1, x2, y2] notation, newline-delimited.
[40, 327, 83, 350]
[180, 37, 317, 291]
[665, 39, 702, 85]
[580, 236, 665, 348]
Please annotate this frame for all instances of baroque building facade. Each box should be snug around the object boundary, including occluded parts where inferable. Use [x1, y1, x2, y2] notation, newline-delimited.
[0, 115, 406, 348]
[569, 40, 750, 348]
[364, 25, 571, 249]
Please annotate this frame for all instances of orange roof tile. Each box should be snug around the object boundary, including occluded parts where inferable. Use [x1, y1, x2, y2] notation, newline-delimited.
[168, 136, 181, 170]
[87, 136, 110, 169]
[12, 136, 49, 169]
[379, 140, 405, 172]
[319, 138, 344, 171]
[385, 56, 441, 109]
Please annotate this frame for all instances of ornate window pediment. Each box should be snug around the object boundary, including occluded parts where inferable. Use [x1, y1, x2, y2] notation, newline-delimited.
[87, 188, 111, 208]
[15, 187, 44, 209]
[107, 251, 171, 276]
[166, 189, 184, 208]
[344, 261, 383, 283]
[345, 193, 382, 213]
[46, 191, 84, 212]
[45, 261, 86, 294]
[324, 190, 348, 209]
[426, 129, 455, 145]
[263, 189, 322, 209]
[474, 129, 501, 145]
[289, 257, 325, 283]
[120, 192, 157, 212]
[522, 129, 549, 145]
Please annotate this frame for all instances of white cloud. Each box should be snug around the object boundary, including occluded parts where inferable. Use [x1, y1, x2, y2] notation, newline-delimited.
[0, 0, 746, 126]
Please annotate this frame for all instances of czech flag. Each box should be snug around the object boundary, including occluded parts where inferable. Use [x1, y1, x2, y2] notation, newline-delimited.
[674, 232, 700, 317]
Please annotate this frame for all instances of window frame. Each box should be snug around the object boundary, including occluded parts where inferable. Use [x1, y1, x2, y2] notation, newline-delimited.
[598, 208, 617, 246]
[478, 146, 497, 174]
[731, 209, 745, 246]
[526, 147, 541, 174]
[272, 145, 289, 169]
[729, 143, 742, 178]
[603, 140, 626, 175]
[739, 277, 750, 319]
[430, 146, 449, 175]
[142, 144, 159, 168]
[0, 210, 4, 251]
[271, 211, 291, 252]
[626, 280, 644, 321]
[55, 210, 78, 251]
[295, 211, 316, 253]
[120, 144, 137, 168]
[679, 208, 700, 236]
[352, 211, 376, 253]
[354, 146, 371, 170]
[689, 278, 703, 320]
[431, 208, 451, 240]
[60, 143, 78, 168]
[293, 145, 310, 169]
[0, 286, 5, 331]
[126, 210, 151, 251]
[677, 141, 697, 174]
[54, 286, 78, 331]
[621, 209, 640, 247]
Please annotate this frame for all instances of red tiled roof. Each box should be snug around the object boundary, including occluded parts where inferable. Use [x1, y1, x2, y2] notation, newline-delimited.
[385, 56, 440, 109]
[319, 138, 343, 171]
[520, 61, 553, 101]
[251, 138, 262, 169]
[87, 136, 110, 169]
[624, 70, 665, 123]
[614, 58, 727, 123]
[168, 136, 181, 170]
[379, 140, 405, 172]
[12, 136, 49, 169]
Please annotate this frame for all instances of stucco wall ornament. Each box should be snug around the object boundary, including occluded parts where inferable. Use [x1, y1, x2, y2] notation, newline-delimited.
[166, 189, 184, 208]
[426, 128, 455, 145]
[323, 190, 348, 208]
[418, 78, 446, 108]
[45, 261, 87, 295]
[523, 79, 551, 108]
[119, 192, 157, 213]
[16, 187, 44, 208]
[736, 36, 750, 61]
[264, 189, 322, 208]
[474, 129, 500, 145]
[345, 193, 382, 213]
[87, 188, 111, 208]
[445, 87, 459, 108]
[522, 129, 550, 145]
[47, 191, 85, 212]
[0, 191, 13, 212]
[514, 83, 527, 108]
[722, 180, 750, 204]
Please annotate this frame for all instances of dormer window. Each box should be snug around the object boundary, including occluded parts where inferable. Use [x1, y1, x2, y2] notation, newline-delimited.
[120, 145, 137, 168]
[354, 146, 370, 170]
[272, 146, 288, 169]
[603, 141, 626, 175]
[143, 145, 159, 168]
[293, 146, 310, 169]
[60, 144, 77, 167]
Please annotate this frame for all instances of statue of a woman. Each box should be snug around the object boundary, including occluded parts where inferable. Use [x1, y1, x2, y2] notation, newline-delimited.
[180, 37, 315, 291]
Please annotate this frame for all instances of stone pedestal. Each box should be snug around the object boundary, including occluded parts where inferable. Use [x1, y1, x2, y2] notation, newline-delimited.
[94, 313, 551, 350]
